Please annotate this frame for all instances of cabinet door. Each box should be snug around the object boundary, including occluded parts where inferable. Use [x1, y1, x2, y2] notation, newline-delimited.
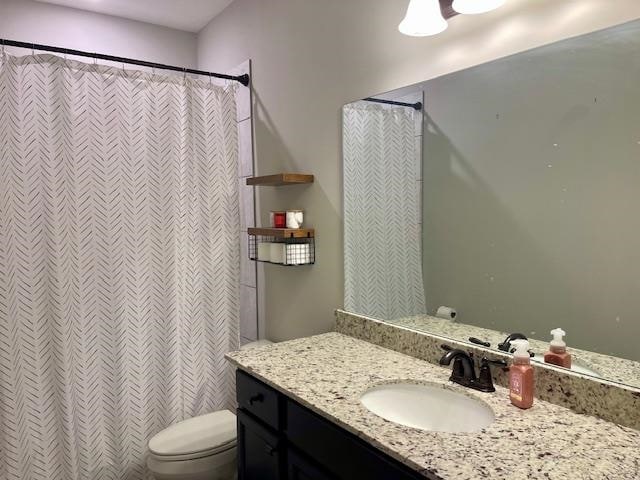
[287, 400, 425, 480]
[288, 449, 336, 480]
[237, 409, 281, 480]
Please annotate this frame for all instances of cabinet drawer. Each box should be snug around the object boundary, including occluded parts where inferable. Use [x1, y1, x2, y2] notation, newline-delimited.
[236, 370, 281, 429]
[287, 400, 425, 480]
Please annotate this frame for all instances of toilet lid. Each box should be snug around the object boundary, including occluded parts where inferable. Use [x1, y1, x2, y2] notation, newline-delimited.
[149, 410, 236, 457]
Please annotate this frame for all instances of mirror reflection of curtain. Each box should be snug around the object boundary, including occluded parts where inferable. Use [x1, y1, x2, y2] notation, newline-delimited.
[343, 103, 425, 320]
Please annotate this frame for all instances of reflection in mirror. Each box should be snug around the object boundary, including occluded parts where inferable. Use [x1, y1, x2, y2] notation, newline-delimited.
[343, 95, 425, 320]
[342, 19, 640, 389]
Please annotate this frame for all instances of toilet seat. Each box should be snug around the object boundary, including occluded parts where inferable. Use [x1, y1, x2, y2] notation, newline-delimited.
[147, 445, 237, 480]
[149, 440, 236, 462]
[149, 410, 237, 462]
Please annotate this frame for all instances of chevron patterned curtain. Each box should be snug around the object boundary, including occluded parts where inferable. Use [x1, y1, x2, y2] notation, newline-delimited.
[343, 103, 426, 320]
[0, 53, 240, 480]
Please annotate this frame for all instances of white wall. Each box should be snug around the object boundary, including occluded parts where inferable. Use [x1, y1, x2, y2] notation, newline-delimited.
[0, 0, 197, 67]
[197, 0, 640, 342]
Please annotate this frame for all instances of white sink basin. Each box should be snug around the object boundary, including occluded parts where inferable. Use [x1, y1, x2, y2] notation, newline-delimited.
[360, 383, 495, 433]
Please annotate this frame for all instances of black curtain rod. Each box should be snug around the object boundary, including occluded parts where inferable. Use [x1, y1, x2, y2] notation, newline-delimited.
[363, 97, 422, 111]
[0, 39, 250, 86]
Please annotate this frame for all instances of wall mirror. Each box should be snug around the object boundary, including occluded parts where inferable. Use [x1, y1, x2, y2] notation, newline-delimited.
[342, 18, 640, 389]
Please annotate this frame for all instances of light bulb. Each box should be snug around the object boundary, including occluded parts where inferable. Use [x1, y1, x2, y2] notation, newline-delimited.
[398, 0, 448, 37]
[452, 0, 506, 15]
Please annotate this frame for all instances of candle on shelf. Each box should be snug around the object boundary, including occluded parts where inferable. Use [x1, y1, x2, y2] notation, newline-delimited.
[286, 210, 304, 229]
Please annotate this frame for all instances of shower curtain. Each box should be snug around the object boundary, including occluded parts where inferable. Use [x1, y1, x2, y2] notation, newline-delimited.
[0, 53, 240, 480]
[343, 103, 426, 320]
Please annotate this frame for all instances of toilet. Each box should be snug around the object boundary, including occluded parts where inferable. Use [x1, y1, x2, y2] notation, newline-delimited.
[147, 340, 273, 480]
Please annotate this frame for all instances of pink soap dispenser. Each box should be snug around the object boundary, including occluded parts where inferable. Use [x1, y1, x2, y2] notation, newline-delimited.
[544, 328, 572, 369]
[509, 339, 534, 410]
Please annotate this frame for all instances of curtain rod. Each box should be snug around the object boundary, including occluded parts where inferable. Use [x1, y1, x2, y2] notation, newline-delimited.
[363, 97, 422, 111]
[0, 39, 250, 87]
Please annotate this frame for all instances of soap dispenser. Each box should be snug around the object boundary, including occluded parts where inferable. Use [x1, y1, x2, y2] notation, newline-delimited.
[544, 328, 572, 369]
[509, 339, 534, 409]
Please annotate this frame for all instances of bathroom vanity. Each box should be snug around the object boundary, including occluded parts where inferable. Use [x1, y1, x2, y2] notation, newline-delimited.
[228, 333, 640, 480]
[236, 370, 423, 480]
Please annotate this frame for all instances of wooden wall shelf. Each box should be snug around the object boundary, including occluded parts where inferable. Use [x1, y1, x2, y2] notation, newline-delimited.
[246, 173, 314, 186]
[248, 228, 314, 239]
[246, 172, 316, 265]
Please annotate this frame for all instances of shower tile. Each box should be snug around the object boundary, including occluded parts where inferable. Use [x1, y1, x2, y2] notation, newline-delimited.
[241, 336, 257, 346]
[228, 59, 250, 77]
[238, 119, 253, 178]
[240, 236, 257, 288]
[239, 180, 255, 231]
[236, 84, 252, 122]
[240, 285, 258, 340]
[229, 60, 252, 122]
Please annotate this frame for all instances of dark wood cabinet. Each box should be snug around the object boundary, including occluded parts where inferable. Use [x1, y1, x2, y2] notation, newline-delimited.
[237, 408, 282, 480]
[287, 449, 335, 480]
[236, 370, 425, 480]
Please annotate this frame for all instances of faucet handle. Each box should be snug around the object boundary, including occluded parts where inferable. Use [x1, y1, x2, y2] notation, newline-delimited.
[451, 357, 466, 380]
[469, 337, 491, 347]
[475, 357, 507, 393]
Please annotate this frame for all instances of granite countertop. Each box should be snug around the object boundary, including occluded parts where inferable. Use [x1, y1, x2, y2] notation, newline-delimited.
[226, 332, 640, 480]
[389, 314, 640, 388]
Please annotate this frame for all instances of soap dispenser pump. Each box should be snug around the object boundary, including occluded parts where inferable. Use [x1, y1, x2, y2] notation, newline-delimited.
[544, 328, 572, 369]
[509, 339, 534, 409]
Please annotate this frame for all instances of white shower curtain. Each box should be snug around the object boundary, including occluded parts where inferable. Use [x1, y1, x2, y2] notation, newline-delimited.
[0, 53, 240, 480]
[343, 103, 426, 320]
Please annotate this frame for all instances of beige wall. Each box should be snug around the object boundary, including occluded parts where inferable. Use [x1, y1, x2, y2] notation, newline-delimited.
[196, 0, 640, 341]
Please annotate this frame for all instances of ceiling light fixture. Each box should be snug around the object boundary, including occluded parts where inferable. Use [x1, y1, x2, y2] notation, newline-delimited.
[399, 0, 448, 37]
[452, 0, 506, 15]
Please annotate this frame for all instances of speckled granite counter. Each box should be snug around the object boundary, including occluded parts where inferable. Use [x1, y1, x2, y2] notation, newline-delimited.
[226, 332, 640, 480]
[389, 314, 640, 388]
